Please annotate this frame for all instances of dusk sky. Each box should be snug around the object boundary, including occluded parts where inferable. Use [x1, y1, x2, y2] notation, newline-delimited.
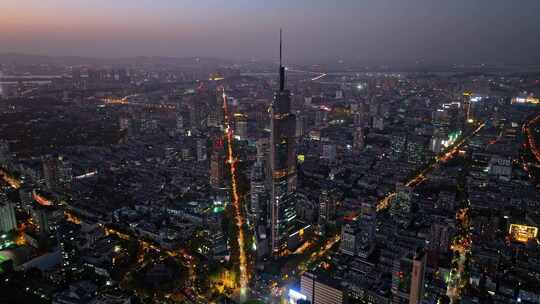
[2, 0, 540, 64]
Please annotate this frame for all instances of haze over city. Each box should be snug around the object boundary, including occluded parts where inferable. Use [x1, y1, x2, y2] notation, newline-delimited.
[2, 1, 540, 304]
[2, 0, 540, 64]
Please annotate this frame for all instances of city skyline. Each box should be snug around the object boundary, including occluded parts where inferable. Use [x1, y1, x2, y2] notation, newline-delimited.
[2, 0, 540, 64]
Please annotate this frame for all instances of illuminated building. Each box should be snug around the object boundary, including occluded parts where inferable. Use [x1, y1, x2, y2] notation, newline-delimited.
[340, 222, 358, 256]
[207, 92, 224, 128]
[372, 115, 384, 131]
[391, 249, 426, 304]
[406, 136, 427, 165]
[390, 134, 407, 161]
[428, 217, 452, 253]
[42, 155, 72, 192]
[409, 250, 427, 304]
[295, 113, 305, 138]
[511, 95, 540, 105]
[509, 224, 538, 243]
[288, 289, 308, 304]
[353, 127, 365, 151]
[0, 140, 11, 167]
[235, 113, 248, 140]
[487, 156, 511, 179]
[250, 160, 267, 223]
[210, 146, 226, 189]
[57, 220, 81, 281]
[321, 143, 337, 162]
[176, 111, 186, 135]
[390, 184, 412, 227]
[196, 137, 208, 162]
[270, 31, 298, 257]
[301, 272, 344, 304]
[0, 193, 16, 233]
[357, 202, 376, 259]
[318, 185, 338, 227]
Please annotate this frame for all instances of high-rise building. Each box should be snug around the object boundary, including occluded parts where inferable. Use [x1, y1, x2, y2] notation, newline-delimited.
[295, 113, 305, 138]
[196, 138, 208, 162]
[176, 111, 186, 135]
[301, 272, 344, 304]
[390, 184, 413, 227]
[357, 202, 376, 258]
[42, 155, 72, 192]
[406, 136, 427, 165]
[0, 193, 16, 233]
[250, 160, 267, 223]
[270, 31, 298, 257]
[429, 217, 452, 254]
[0, 140, 11, 166]
[390, 135, 407, 161]
[340, 222, 358, 256]
[321, 143, 337, 162]
[207, 91, 225, 128]
[409, 250, 427, 304]
[391, 249, 427, 304]
[235, 114, 248, 140]
[318, 185, 338, 226]
[353, 127, 365, 152]
[210, 148, 226, 189]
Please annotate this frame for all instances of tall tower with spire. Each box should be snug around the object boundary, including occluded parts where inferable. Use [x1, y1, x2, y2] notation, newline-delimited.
[270, 30, 298, 257]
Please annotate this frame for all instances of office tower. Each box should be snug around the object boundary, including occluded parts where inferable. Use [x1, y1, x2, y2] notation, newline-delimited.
[315, 109, 327, 127]
[301, 272, 344, 304]
[318, 185, 337, 226]
[176, 111, 185, 135]
[270, 31, 298, 257]
[321, 143, 337, 162]
[407, 136, 427, 165]
[0, 192, 16, 233]
[208, 91, 224, 128]
[196, 138, 208, 162]
[369, 102, 379, 116]
[235, 114, 248, 140]
[57, 220, 81, 282]
[32, 205, 52, 236]
[391, 249, 427, 304]
[295, 113, 305, 138]
[256, 138, 269, 163]
[353, 127, 365, 152]
[357, 202, 376, 258]
[372, 115, 384, 131]
[390, 184, 412, 227]
[340, 222, 358, 256]
[210, 146, 226, 189]
[429, 217, 452, 254]
[42, 155, 72, 192]
[190, 101, 207, 132]
[250, 160, 266, 223]
[390, 134, 407, 161]
[429, 129, 446, 153]
[409, 250, 427, 304]
[0, 140, 10, 165]
[118, 116, 130, 132]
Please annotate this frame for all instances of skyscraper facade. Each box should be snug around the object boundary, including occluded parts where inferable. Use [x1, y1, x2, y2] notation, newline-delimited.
[270, 31, 298, 257]
[0, 192, 16, 233]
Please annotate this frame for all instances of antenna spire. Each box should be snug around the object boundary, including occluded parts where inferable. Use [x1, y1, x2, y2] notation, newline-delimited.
[279, 28, 282, 67]
[279, 29, 285, 91]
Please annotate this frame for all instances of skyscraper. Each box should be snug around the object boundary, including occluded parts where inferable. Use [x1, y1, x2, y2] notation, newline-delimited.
[42, 155, 72, 192]
[250, 160, 267, 224]
[210, 139, 226, 189]
[270, 30, 298, 257]
[0, 192, 16, 233]
[409, 250, 427, 304]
